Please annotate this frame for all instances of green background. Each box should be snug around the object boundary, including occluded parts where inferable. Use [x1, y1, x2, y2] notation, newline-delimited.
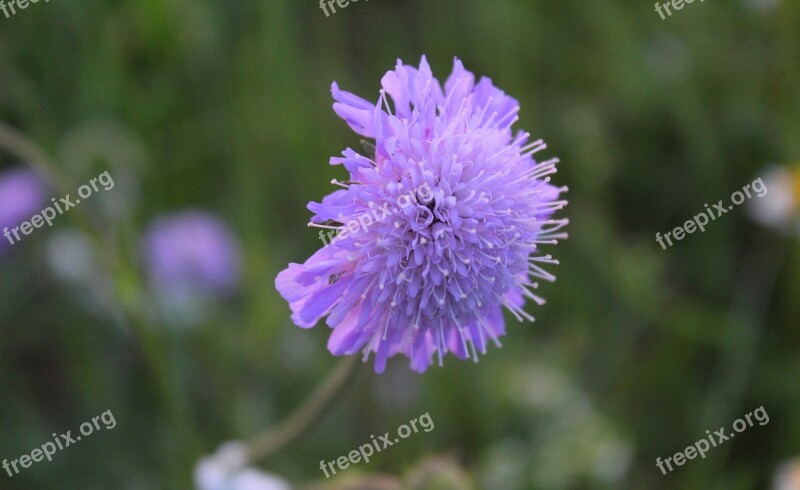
[1, 0, 799, 488]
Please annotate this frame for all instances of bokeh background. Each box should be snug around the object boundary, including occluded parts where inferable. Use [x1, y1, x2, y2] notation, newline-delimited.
[1, 0, 799, 488]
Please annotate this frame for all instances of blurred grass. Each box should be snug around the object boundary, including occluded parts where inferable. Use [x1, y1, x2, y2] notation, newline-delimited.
[1, 0, 799, 488]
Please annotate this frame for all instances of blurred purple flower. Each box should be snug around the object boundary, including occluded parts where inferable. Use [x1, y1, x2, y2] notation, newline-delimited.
[0, 167, 48, 255]
[144, 211, 242, 298]
[276, 56, 567, 373]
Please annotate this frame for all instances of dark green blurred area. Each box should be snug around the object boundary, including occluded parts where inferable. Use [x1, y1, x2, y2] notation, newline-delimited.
[1, 0, 799, 488]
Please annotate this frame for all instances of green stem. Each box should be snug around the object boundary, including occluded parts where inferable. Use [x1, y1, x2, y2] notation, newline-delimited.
[245, 355, 359, 464]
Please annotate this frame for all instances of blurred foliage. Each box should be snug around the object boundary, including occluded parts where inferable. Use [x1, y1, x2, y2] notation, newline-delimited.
[1, 0, 799, 488]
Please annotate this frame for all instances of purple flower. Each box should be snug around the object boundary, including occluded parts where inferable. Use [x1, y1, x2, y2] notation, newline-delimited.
[0, 167, 48, 255]
[276, 57, 567, 373]
[144, 211, 242, 298]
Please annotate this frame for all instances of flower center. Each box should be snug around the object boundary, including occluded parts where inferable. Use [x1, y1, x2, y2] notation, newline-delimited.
[425, 199, 444, 226]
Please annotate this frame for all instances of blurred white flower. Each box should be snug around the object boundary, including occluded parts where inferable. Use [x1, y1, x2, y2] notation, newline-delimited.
[645, 34, 690, 82]
[510, 363, 586, 413]
[45, 228, 127, 325]
[46, 229, 97, 283]
[195, 442, 291, 490]
[741, 0, 781, 14]
[747, 165, 800, 233]
[58, 117, 145, 220]
[507, 362, 633, 488]
[481, 439, 529, 490]
[774, 458, 800, 490]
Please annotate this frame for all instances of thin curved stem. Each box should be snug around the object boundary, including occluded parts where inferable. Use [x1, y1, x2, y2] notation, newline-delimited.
[245, 355, 359, 463]
[0, 121, 61, 187]
[0, 120, 104, 246]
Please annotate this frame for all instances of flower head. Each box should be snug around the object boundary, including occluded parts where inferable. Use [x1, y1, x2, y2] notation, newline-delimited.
[276, 56, 567, 373]
[0, 167, 48, 255]
[144, 210, 242, 299]
[774, 458, 800, 490]
[747, 164, 800, 235]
